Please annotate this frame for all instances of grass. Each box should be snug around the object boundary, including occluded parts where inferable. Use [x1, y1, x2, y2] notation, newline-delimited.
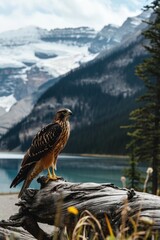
[63, 206, 159, 240]
[61, 168, 159, 240]
[2, 208, 159, 240]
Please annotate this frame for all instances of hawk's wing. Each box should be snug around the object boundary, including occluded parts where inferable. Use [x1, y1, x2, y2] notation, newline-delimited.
[10, 123, 62, 188]
[22, 122, 62, 165]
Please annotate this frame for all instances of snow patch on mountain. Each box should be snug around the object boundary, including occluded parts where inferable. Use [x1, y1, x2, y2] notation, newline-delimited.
[0, 95, 17, 112]
[0, 58, 25, 69]
[0, 34, 95, 83]
[0, 26, 47, 46]
[34, 42, 95, 77]
[0, 95, 34, 136]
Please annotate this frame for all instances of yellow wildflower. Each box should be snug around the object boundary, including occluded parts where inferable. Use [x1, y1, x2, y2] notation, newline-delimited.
[67, 206, 79, 215]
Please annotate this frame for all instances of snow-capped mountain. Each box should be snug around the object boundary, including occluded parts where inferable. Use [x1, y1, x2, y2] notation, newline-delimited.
[0, 26, 97, 112]
[0, 10, 150, 113]
[0, 10, 151, 138]
[89, 10, 151, 53]
[0, 29, 147, 153]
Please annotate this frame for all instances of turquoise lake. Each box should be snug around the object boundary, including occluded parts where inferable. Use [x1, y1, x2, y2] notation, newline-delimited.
[0, 152, 137, 193]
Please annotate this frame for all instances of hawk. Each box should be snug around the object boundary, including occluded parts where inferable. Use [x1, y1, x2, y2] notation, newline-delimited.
[10, 108, 72, 198]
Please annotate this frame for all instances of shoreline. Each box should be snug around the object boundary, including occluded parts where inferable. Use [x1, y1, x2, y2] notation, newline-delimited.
[80, 153, 129, 159]
[0, 151, 129, 159]
[0, 192, 19, 195]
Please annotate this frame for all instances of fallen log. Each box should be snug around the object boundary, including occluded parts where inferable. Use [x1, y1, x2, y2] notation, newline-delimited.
[0, 226, 35, 240]
[0, 176, 160, 239]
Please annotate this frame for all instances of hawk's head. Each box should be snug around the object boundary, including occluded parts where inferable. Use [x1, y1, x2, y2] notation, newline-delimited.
[55, 108, 72, 121]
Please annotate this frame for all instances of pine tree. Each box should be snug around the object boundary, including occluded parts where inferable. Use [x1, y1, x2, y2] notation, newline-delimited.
[126, 0, 160, 194]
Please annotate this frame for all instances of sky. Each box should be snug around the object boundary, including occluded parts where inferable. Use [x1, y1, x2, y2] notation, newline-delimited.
[0, 0, 153, 33]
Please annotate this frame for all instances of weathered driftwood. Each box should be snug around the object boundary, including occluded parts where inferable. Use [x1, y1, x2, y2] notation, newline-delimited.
[0, 176, 160, 239]
[0, 226, 35, 240]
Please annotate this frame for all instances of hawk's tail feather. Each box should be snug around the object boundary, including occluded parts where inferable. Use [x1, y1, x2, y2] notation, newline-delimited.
[10, 162, 35, 188]
[18, 178, 32, 198]
[10, 170, 25, 188]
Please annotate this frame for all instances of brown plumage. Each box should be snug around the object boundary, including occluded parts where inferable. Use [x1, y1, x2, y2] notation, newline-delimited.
[10, 108, 72, 198]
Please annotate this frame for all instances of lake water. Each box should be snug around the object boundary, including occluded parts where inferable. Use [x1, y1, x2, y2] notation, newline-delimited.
[0, 152, 130, 193]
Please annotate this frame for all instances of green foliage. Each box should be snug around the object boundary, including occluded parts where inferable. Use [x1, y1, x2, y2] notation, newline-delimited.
[124, 147, 142, 190]
[126, 0, 160, 194]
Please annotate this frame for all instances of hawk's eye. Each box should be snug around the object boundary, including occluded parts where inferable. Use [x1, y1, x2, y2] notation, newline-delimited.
[59, 111, 66, 118]
[60, 110, 68, 115]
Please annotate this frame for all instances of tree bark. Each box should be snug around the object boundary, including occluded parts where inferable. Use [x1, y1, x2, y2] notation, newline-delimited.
[0, 176, 160, 239]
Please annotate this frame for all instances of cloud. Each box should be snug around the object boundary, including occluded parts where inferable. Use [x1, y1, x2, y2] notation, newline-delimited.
[0, 0, 152, 33]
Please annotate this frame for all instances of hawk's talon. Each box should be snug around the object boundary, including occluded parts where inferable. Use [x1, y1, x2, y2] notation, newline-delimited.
[45, 175, 62, 183]
[46, 168, 61, 182]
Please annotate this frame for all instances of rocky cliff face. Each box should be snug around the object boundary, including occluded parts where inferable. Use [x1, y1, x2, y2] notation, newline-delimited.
[42, 27, 96, 45]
